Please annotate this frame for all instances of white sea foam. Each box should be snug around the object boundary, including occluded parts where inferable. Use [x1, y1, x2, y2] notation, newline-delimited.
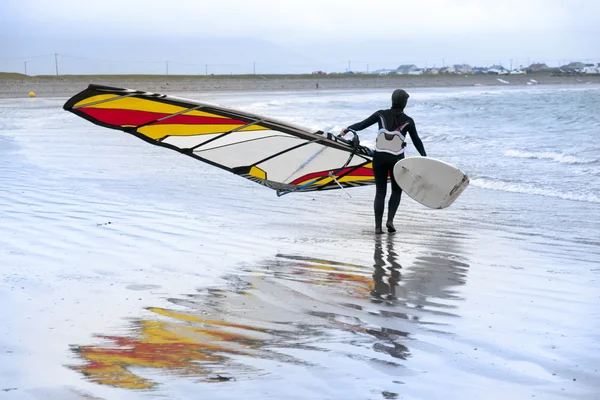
[247, 100, 286, 109]
[425, 132, 475, 143]
[471, 178, 600, 204]
[504, 149, 596, 165]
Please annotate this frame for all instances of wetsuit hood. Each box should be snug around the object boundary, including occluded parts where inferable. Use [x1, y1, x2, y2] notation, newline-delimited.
[391, 89, 409, 109]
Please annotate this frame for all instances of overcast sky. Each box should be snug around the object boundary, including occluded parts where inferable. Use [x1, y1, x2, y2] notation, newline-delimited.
[1, 0, 598, 75]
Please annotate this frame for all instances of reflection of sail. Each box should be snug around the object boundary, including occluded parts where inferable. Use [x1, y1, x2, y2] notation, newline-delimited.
[71, 307, 272, 389]
[70, 238, 470, 391]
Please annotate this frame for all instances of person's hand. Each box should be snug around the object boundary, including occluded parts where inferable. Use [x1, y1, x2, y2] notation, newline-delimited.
[339, 128, 347, 136]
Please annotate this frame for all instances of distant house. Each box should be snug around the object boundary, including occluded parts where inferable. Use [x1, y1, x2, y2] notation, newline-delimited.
[453, 64, 473, 74]
[560, 62, 587, 71]
[583, 65, 599, 74]
[424, 67, 440, 75]
[526, 63, 550, 72]
[487, 65, 508, 75]
[439, 66, 456, 74]
[395, 64, 420, 74]
[373, 68, 396, 75]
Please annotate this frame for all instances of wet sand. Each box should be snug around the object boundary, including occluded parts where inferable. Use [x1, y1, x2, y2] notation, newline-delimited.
[1, 73, 600, 98]
[1, 91, 599, 399]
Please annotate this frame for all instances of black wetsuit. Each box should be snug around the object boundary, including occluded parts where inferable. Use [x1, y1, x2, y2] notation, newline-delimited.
[346, 102, 426, 233]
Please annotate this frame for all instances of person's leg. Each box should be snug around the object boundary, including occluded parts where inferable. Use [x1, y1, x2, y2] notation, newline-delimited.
[386, 156, 404, 232]
[372, 155, 388, 234]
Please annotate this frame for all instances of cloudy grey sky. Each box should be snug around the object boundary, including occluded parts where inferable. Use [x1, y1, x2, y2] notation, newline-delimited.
[1, 0, 598, 75]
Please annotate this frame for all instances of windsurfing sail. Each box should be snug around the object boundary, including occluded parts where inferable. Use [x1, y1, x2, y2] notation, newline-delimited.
[63, 84, 375, 196]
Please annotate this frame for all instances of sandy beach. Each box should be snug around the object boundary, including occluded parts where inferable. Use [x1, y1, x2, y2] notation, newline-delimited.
[1, 73, 600, 98]
[1, 80, 599, 400]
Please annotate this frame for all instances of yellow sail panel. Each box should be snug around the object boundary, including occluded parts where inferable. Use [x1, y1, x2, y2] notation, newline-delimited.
[337, 175, 375, 182]
[239, 125, 269, 131]
[73, 94, 119, 108]
[249, 166, 267, 180]
[76, 95, 231, 118]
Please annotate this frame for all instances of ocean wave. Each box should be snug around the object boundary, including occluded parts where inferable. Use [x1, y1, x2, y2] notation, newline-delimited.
[424, 132, 493, 147]
[471, 178, 600, 204]
[582, 168, 600, 176]
[504, 150, 598, 165]
[247, 100, 286, 109]
[412, 102, 447, 110]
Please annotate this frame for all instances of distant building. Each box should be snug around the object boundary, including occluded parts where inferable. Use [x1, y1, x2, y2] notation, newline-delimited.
[372, 68, 396, 75]
[453, 64, 473, 74]
[583, 65, 599, 74]
[560, 62, 587, 70]
[439, 66, 456, 74]
[526, 63, 550, 72]
[487, 65, 508, 74]
[395, 64, 420, 74]
[424, 67, 440, 75]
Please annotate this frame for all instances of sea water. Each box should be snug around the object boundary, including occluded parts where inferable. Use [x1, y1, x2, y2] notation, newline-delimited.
[221, 85, 600, 252]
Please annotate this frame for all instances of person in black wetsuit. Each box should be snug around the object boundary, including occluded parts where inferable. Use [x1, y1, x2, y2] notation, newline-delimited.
[340, 89, 427, 234]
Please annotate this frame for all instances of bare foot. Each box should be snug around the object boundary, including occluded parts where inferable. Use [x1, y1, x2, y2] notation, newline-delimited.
[386, 222, 396, 233]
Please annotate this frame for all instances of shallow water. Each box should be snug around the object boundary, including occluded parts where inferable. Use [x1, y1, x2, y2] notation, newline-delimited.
[1, 86, 599, 399]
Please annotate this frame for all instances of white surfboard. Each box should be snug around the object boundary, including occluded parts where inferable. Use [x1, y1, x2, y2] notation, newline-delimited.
[392, 157, 469, 209]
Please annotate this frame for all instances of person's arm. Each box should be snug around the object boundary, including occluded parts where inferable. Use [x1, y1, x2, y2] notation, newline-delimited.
[406, 120, 427, 157]
[340, 112, 379, 136]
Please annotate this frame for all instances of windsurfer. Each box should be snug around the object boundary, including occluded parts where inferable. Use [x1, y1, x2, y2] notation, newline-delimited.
[340, 89, 427, 234]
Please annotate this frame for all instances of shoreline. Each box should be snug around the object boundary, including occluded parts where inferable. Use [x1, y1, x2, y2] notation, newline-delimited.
[1, 73, 600, 98]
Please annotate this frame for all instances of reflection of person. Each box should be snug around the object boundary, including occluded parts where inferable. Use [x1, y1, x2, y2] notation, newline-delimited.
[371, 236, 402, 301]
[340, 89, 427, 234]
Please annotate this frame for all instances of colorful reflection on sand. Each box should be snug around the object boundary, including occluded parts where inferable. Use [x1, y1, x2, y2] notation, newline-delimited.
[72, 308, 271, 389]
[71, 236, 469, 390]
